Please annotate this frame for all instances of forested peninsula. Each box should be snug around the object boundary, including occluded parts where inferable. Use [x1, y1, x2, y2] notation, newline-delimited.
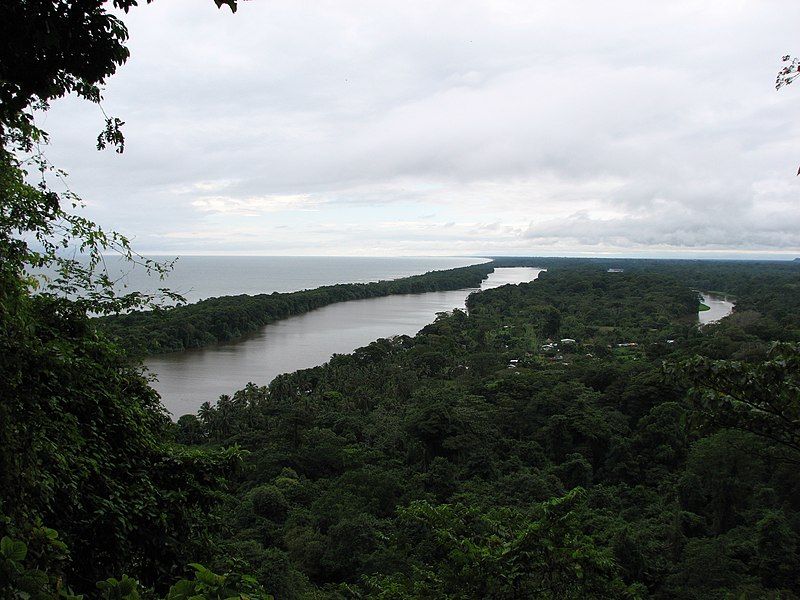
[97, 263, 493, 355]
[171, 262, 800, 598]
[99, 256, 798, 359]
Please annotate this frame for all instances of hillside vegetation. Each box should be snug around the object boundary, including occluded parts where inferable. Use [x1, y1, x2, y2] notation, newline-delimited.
[3, 0, 799, 595]
[167, 264, 800, 598]
[4, 255, 800, 597]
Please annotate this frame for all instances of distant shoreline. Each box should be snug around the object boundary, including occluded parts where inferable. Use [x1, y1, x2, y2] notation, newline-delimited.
[96, 263, 496, 356]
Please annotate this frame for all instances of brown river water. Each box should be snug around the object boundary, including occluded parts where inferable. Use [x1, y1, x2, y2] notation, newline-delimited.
[146, 267, 544, 417]
[698, 292, 735, 325]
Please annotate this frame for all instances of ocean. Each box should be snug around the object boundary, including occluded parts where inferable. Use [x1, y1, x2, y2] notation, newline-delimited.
[80, 255, 490, 303]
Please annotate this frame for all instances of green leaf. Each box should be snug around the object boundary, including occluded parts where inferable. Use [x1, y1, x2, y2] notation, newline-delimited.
[166, 578, 195, 600]
[1, 536, 27, 561]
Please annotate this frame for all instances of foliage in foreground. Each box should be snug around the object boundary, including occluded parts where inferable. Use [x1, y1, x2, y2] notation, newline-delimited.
[0, 524, 272, 600]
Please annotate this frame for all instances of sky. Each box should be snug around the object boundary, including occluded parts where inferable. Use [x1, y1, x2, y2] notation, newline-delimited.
[39, 0, 800, 258]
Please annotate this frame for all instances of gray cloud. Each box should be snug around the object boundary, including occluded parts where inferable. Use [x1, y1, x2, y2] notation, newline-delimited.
[35, 0, 800, 256]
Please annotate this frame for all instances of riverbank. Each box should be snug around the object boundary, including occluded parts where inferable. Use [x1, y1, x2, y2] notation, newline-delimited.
[98, 263, 495, 356]
[146, 267, 543, 417]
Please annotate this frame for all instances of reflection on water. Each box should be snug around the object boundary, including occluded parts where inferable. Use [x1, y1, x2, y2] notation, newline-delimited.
[146, 267, 543, 417]
[698, 292, 735, 325]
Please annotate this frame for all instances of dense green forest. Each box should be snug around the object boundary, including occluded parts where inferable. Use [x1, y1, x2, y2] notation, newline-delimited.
[160, 263, 800, 599]
[96, 263, 493, 356]
[495, 256, 800, 315]
[3, 0, 800, 597]
[7, 241, 800, 597]
[9, 235, 800, 597]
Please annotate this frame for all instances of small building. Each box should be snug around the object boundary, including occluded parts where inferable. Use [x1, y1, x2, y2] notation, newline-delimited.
[560, 338, 577, 345]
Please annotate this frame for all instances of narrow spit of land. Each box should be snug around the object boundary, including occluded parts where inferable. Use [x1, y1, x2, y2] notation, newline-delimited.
[97, 262, 495, 356]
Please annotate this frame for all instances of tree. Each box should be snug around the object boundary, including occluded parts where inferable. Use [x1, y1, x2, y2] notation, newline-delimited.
[776, 55, 800, 91]
[677, 343, 800, 462]
[0, 0, 237, 145]
[775, 54, 800, 174]
[0, 0, 240, 313]
[365, 490, 641, 599]
[0, 0, 245, 593]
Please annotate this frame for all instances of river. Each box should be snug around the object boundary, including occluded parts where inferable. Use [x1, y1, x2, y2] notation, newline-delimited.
[147, 267, 544, 417]
[698, 292, 735, 325]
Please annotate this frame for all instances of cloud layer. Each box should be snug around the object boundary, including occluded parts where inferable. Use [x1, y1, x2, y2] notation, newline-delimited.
[40, 0, 800, 257]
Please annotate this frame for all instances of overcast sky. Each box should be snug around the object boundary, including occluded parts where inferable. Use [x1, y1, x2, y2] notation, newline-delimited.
[40, 0, 800, 258]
